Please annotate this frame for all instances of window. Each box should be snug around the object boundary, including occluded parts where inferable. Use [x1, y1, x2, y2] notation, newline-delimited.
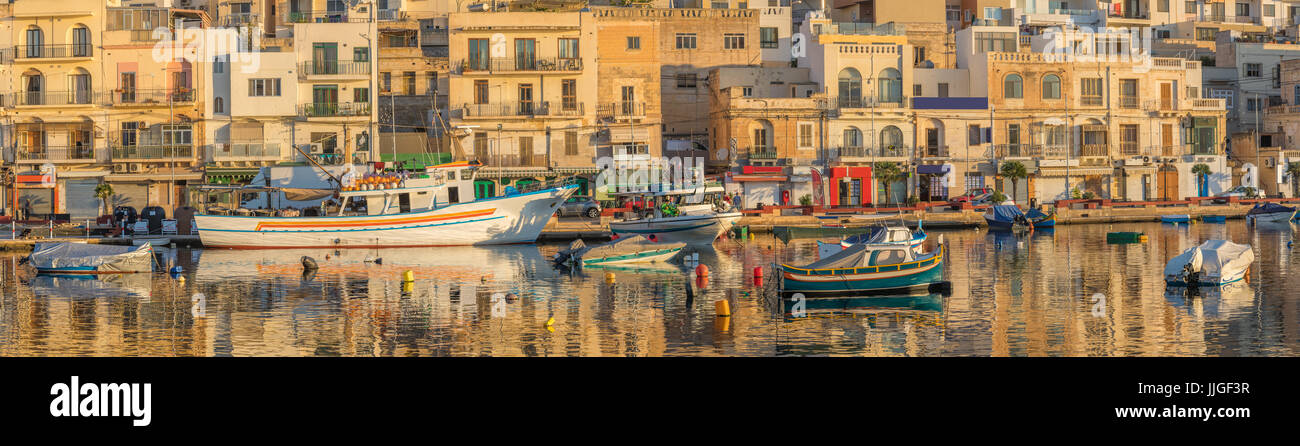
[947, 5, 961, 21]
[121, 122, 139, 147]
[354, 87, 369, 103]
[518, 84, 534, 115]
[1186, 1, 1196, 14]
[760, 27, 778, 48]
[1120, 124, 1140, 154]
[1274, 65, 1282, 88]
[558, 38, 579, 61]
[878, 68, 901, 103]
[621, 86, 636, 115]
[627, 36, 640, 50]
[1081, 78, 1103, 105]
[913, 84, 923, 96]
[838, 68, 862, 107]
[1187, 86, 1199, 99]
[382, 72, 392, 92]
[914, 46, 926, 66]
[799, 123, 813, 147]
[71, 26, 91, 57]
[1294, 85, 1300, 106]
[1246, 63, 1262, 77]
[354, 47, 369, 62]
[404, 71, 416, 95]
[474, 132, 489, 160]
[468, 38, 489, 70]
[514, 39, 536, 70]
[753, 127, 769, 151]
[843, 128, 862, 148]
[712, 1, 727, 8]
[1004, 74, 1023, 99]
[565, 131, 578, 156]
[1208, 88, 1234, 108]
[1042, 74, 1061, 99]
[1196, 27, 1217, 41]
[474, 80, 488, 104]
[724, 33, 745, 50]
[1158, 0, 1169, 13]
[1119, 79, 1139, 108]
[213, 56, 224, 74]
[974, 32, 1016, 52]
[1236, 2, 1249, 17]
[675, 33, 697, 49]
[742, 86, 753, 97]
[938, 83, 949, 98]
[1265, 4, 1275, 17]
[248, 78, 281, 96]
[676, 73, 697, 89]
[214, 97, 224, 113]
[562, 79, 577, 110]
[968, 124, 982, 145]
[1247, 97, 1260, 112]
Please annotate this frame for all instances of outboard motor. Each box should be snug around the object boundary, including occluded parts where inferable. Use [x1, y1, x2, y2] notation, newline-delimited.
[141, 206, 166, 235]
[113, 206, 138, 227]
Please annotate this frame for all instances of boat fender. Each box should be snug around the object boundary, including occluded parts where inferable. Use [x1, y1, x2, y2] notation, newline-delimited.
[301, 256, 319, 271]
[604, 272, 615, 282]
[647, 234, 658, 242]
[545, 317, 555, 328]
[374, 258, 383, 265]
[695, 264, 709, 277]
[169, 266, 184, 274]
[715, 299, 731, 317]
[753, 266, 763, 277]
[505, 293, 518, 302]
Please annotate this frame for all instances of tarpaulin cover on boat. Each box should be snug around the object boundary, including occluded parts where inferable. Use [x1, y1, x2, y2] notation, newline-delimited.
[1246, 202, 1295, 215]
[989, 205, 1026, 223]
[1163, 240, 1253, 279]
[28, 242, 154, 273]
[280, 188, 336, 202]
[1026, 208, 1050, 220]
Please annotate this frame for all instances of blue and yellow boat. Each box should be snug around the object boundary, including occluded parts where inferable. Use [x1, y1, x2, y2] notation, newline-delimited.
[781, 238, 945, 295]
[1026, 208, 1055, 227]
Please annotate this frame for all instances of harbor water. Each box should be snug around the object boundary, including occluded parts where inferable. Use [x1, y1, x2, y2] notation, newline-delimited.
[0, 220, 1296, 356]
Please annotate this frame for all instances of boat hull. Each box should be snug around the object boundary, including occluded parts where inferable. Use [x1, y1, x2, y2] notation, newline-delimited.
[581, 247, 682, 266]
[781, 247, 945, 294]
[1161, 215, 1191, 223]
[1248, 210, 1295, 223]
[1031, 215, 1055, 227]
[609, 213, 742, 245]
[984, 215, 1028, 231]
[194, 185, 577, 248]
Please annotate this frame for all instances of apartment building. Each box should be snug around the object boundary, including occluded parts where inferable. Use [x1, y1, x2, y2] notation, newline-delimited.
[1256, 58, 1300, 197]
[286, 1, 379, 167]
[376, 9, 446, 167]
[448, 11, 599, 198]
[1212, 30, 1300, 133]
[832, 0, 956, 69]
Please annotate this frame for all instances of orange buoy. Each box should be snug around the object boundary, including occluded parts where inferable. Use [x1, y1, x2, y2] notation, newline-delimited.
[695, 264, 709, 277]
[753, 266, 763, 277]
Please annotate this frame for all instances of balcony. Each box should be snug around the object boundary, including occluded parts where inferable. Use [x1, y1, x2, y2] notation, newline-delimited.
[210, 142, 282, 160]
[1120, 96, 1139, 109]
[747, 148, 779, 160]
[1192, 98, 1227, 110]
[480, 154, 549, 168]
[837, 146, 912, 159]
[1205, 14, 1227, 23]
[10, 146, 100, 163]
[462, 102, 585, 118]
[1080, 96, 1104, 107]
[15, 43, 93, 60]
[457, 57, 584, 74]
[829, 95, 907, 110]
[220, 13, 260, 28]
[298, 102, 371, 118]
[920, 145, 950, 157]
[109, 89, 195, 107]
[285, 11, 366, 24]
[112, 144, 195, 161]
[299, 60, 371, 77]
[1080, 144, 1109, 157]
[377, 9, 407, 21]
[994, 144, 1073, 159]
[596, 102, 646, 119]
[9, 91, 100, 107]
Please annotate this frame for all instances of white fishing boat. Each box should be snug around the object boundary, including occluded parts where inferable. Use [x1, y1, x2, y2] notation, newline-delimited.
[555, 236, 685, 267]
[1164, 240, 1255, 286]
[607, 183, 742, 245]
[816, 223, 927, 259]
[193, 161, 577, 249]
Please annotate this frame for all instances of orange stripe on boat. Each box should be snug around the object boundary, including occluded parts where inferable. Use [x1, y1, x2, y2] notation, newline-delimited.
[253, 208, 496, 231]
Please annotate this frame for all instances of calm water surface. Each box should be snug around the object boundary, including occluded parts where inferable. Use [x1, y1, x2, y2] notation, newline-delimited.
[1, 220, 1297, 356]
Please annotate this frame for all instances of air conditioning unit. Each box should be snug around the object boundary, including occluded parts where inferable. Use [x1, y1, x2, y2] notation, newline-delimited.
[113, 163, 128, 173]
[309, 143, 323, 154]
[127, 163, 141, 173]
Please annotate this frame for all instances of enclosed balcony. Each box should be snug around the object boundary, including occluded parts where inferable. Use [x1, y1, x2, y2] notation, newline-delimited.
[219, 13, 260, 28]
[297, 102, 371, 118]
[285, 11, 366, 24]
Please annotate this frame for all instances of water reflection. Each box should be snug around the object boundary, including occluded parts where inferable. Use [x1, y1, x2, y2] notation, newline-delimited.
[0, 220, 1296, 356]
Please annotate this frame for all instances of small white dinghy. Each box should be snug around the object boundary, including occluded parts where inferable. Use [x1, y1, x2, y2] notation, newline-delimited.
[1164, 240, 1254, 286]
[555, 236, 685, 267]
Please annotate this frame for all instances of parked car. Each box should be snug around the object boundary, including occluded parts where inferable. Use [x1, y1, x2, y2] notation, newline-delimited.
[949, 187, 995, 206]
[1215, 186, 1261, 203]
[558, 196, 602, 218]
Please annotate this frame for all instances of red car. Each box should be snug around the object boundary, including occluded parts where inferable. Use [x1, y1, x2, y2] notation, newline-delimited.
[949, 187, 995, 205]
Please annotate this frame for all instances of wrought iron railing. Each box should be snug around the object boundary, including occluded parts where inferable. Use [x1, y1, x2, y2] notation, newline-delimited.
[16, 43, 93, 59]
[299, 60, 371, 76]
[457, 57, 584, 73]
[298, 102, 371, 118]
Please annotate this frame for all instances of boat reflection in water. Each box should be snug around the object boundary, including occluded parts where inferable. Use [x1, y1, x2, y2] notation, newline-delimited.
[1163, 281, 1257, 321]
[193, 245, 556, 284]
[783, 293, 944, 318]
[29, 273, 154, 300]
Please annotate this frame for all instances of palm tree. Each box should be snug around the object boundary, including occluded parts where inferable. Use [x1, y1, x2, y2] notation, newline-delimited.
[1192, 163, 1212, 197]
[1287, 162, 1300, 198]
[94, 183, 114, 217]
[873, 162, 906, 205]
[999, 161, 1029, 204]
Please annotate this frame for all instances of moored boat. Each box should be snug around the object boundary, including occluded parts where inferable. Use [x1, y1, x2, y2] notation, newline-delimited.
[816, 223, 927, 258]
[1161, 214, 1191, 224]
[1164, 239, 1254, 286]
[1246, 202, 1296, 224]
[1026, 208, 1055, 227]
[27, 242, 154, 275]
[1201, 215, 1227, 223]
[984, 205, 1032, 231]
[782, 235, 946, 295]
[556, 236, 685, 267]
[607, 184, 741, 245]
[193, 162, 577, 248]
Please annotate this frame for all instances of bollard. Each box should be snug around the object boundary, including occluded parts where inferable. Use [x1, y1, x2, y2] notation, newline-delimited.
[402, 270, 415, 282]
[86, 220, 90, 239]
[715, 299, 731, 317]
[49, 220, 53, 238]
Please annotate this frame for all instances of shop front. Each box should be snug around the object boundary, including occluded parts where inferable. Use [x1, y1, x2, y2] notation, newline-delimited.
[828, 166, 873, 207]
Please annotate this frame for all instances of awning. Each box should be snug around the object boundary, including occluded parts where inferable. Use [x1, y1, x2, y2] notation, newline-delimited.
[916, 164, 947, 175]
[106, 173, 204, 181]
[731, 174, 788, 182]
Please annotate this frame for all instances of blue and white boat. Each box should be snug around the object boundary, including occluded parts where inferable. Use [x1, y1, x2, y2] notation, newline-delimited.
[27, 242, 154, 275]
[782, 236, 946, 295]
[1246, 202, 1296, 224]
[984, 205, 1032, 230]
[816, 223, 927, 259]
[1161, 214, 1191, 224]
[1164, 240, 1254, 286]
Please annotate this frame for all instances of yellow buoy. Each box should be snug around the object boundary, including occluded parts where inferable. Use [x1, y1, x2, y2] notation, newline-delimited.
[1139, 235, 1149, 243]
[401, 281, 414, 294]
[545, 317, 555, 328]
[402, 270, 414, 282]
[605, 272, 615, 282]
[177, 276, 185, 283]
[715, 299, 731, 317]
[715, 316, 731, 332]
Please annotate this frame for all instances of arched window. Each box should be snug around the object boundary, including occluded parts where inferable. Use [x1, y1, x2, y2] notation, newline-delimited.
[843, 127, 862, 149]
[71, 25, 91, 57]
[22, 69, 44, 105]
[69, 68, 92, 104]
[880, 125, 904, 156]
[1004, 73, 1023, 99]
[1042, 74, 1061, 100]
[837, 68, 862, 107]
[878, 68, 902, 103]
[752, 119, 774, 153]
[25, 26, 43, 58]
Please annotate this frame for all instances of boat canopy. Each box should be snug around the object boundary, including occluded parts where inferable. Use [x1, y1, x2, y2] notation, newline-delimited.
[1247, 202, 1295, 215]
[1025, 208, 1050, 220]
[28, 242, 154, 273]
[1162, 240, 1254, 278]
[989, 205, 1026, 222]
[799, 243, 915, 270]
